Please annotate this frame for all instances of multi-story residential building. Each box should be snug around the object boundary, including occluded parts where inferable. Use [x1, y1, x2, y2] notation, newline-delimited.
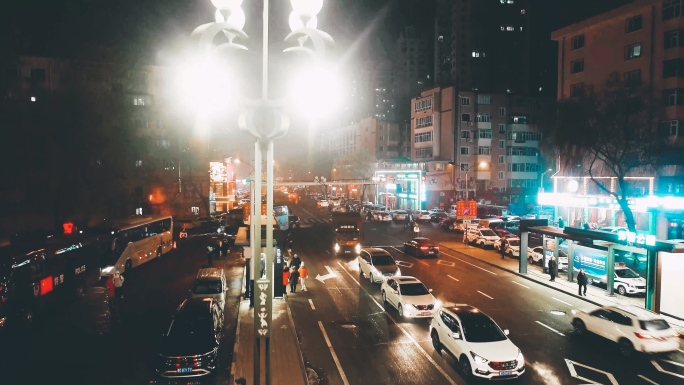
[410, 86, 547, 209]
[433, 0, 533, 94]
[549, 0, 684, 239]
[0, 54, 210, 224]
[319, 117, 402, 161]
[394, 26, 432, 122]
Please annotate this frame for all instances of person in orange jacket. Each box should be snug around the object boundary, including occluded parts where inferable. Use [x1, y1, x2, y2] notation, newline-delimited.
[282, 265, 290, 296]
[298, 262, 309, 291]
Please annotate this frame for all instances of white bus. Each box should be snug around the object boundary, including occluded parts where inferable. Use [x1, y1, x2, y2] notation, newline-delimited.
[96, 215, 173, 275]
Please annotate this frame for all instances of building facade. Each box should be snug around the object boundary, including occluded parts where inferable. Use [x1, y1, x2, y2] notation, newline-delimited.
[550, 0, 684, 239]
[410, 86, 547, 210]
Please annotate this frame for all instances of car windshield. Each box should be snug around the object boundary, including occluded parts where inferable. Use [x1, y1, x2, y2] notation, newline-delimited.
[639, 319, 670, 331]
[507, 239, 520, 246]
[420, 211, 430, 215]
[396, 211, 407, 214]
[615, 269, 640, 279]
[371, 255, 395, 266]
[460, 313, 507, 343]
[337, 232, 358, 241]
[167, 316, 212, 339]
[193, 281, 223, 294]
[480, 229, 497, 237]
[400, 283, 430, 296]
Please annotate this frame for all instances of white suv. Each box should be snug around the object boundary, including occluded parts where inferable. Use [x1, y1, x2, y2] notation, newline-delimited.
[381, 276, 439, 318]
[430, 305, 525, 380]
[466, 228, 501, 248]
[572, 305, 681, 357]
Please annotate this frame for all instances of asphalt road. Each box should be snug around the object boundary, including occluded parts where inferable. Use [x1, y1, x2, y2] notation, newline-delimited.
[0, 236, 245, 385]
[286, 198, 684, 385]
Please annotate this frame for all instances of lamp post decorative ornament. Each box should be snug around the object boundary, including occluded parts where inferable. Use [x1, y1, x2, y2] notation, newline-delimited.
[188, 1, 335, 384]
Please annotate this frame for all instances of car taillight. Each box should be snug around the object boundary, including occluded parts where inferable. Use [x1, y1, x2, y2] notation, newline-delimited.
[420, 247, 428, 250]
[634, 332, 655, 339]
[434, 246, 439, 250]
[672, 332, 681, 338]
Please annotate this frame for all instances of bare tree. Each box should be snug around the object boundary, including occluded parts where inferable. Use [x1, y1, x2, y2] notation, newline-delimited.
[340, 151, 377, 202]
[546, 73, 662, 231]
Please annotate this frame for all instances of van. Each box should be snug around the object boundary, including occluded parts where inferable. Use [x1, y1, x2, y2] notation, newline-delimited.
[191, 267, 227, 307]
[478, 218, 504, 230]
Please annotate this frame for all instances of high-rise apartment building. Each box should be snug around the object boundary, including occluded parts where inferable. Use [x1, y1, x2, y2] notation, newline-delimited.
[410, 86, 547, 208]
[394, 26, 432, 122]
[434, 0, 533, 94]
[319, 117, 402, 161]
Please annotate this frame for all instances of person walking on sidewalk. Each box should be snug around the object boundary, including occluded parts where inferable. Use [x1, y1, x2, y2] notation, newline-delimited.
[577, 268, 588, 296]
[290, 253, 302, 270]
[500, 239, 507, 259]
[289, 267, 300, 293]
[112, 272, 125, 299]
[282, 265, 290, 296]
[548, 256, 558, 282]
[298, 262, 309, 291]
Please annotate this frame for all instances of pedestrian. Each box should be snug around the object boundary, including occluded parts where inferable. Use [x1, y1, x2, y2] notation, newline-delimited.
[112, 272, 125, 299]
[500, 238, 507, 259]
[557, 216, 564, 228]
[207, 244, 214, 266]
[290, 253, 302, 270]
[298, 262, 309, 292]
[289, 267, 300, 293]
[282, 265, 290, 296]
[548, 256, 558, 282]
[577, 268, 587, 296]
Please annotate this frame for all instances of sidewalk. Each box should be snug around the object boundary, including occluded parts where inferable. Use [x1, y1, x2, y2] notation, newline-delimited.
[231, 283, 308, 385]
[439, 241, 684, 334]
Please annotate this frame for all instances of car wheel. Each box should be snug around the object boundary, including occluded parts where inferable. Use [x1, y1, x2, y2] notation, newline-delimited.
[573, 319, 586, 335]
[382, 291, 387, 304]
[528, 256, 534, 265]
[460, 355, 473, 379]
[617, 285, 627, 296]
[619, 338, 634, 357]
[449, 224, 454, 230]
[125, 259, 133, 273]
[431, 331, 442, 354]
[398, 304, 404, 317]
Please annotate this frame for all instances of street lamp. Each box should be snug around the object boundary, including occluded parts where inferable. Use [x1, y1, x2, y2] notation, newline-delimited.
[186, 1, 336, 383]
[462, 161, 488, 201]
[539, 168, 553, 192]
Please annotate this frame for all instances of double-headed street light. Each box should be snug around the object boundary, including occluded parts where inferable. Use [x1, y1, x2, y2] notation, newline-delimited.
[185, 1, 337, 383]
[463, 161, 488, 201]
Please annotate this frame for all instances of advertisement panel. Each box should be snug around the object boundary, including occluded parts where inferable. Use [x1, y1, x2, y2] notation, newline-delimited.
[275, 206, 289, 231]
[659, 252, 684, 320]
[455, 200, 478, 219]
[573, 245, 607, 280]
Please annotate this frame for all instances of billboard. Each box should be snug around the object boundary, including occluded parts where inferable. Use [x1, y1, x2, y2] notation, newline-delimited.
[455, 200, 478, 219]
[573, 245, 607, 280]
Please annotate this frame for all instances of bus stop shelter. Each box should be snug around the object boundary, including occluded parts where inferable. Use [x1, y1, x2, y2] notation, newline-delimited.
[518, 220, 677, 314]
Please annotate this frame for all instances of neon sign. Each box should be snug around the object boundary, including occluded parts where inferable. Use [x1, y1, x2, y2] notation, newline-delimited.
[618, 231, 656, 247]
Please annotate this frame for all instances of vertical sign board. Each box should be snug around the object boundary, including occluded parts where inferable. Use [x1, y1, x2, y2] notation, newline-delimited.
[255, 252, 271, 339]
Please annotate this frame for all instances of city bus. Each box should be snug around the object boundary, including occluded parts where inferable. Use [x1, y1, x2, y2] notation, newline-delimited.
[0, 229, 107, 327]
[96, 215, 173, 275]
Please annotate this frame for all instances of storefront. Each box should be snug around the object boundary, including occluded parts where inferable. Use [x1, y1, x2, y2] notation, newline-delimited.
[373, 170, 425, 211]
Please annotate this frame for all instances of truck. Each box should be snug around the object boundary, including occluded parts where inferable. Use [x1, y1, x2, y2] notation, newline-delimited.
[332, 212, 363, 255]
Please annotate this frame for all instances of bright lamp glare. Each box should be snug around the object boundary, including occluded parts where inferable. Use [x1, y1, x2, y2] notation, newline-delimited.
[177, 59, 234, 115]
[212, 0, 243, 9]
[288, 11, 317, 31]
[289, 67, 344, 118]
[290, 0, 324, 17]
[215, 7, 246, 30]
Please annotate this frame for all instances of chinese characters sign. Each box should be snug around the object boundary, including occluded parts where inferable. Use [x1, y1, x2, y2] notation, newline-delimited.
[255, 277, 272, 339]
[456, 200, 478, 219]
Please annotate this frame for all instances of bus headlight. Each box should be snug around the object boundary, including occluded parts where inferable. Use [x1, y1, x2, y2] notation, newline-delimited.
[355, 244, 361, 253]
[334, 243, 340, 252]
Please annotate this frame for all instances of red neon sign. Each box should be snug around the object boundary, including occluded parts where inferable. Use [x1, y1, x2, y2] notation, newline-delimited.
[40, 276, 54, 295]
[63, 222, 74, 234]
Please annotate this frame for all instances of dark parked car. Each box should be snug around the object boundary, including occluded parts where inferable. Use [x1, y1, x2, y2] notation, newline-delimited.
[439, 217, 458, 230]
[403, 237, 439, 258]
[156, 298, 224, 379]
[430, 212, 449, 223]
[509, 227, 544, 246]
[493, 228, 517, 240]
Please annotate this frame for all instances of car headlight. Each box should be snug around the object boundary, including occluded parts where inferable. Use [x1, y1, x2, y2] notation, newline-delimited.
[395, 268, 401, 276]
[517, 349, 524, 363]
[470, 351, 489, 364]
[434, 299, 442, 309]
[334, 243, 340, 252]
[355, 244, 361, 253]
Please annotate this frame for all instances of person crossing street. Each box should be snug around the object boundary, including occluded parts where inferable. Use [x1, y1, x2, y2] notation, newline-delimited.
[298, 262, 308, 292]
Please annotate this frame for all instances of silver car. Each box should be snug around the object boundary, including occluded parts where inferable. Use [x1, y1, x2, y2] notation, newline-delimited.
[357, 248, 401, 283]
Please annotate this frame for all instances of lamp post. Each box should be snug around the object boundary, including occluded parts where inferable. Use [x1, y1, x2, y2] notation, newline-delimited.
[539, 168, 553, 193]
[187, 1, 335, 384]
[462, 161, 488, 201]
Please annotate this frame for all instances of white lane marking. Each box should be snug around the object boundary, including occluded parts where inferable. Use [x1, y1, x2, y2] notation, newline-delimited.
[441, 251, 497, 275]
[679, 348, 684, 353]
[511, 280, 530, 289]
[318, 321, 350, 385]
[337, 262, 459, 385]
[565, 359, 618, 385]
[395, 261, 414, 268]
[552, 297, 572, 306]
[536, 321, 565, 336]
[477, 291, 493, 299]
[309, 299, 316, 310]
[662, 359, 684, 368]
[418, 260, 429, 266]
[638, 374, 659, 385]
[447, 275, 459, 282]
[652, 360, 684, 379]
[315, 266, 337, 283]
[437, 260, 455, 267]
[391, 246, 429, 266]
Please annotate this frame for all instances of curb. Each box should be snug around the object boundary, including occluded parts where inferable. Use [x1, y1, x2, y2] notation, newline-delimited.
[439, 243, 605, 308]
[284, 296, 309, 385]
[229, 263, 247, 385]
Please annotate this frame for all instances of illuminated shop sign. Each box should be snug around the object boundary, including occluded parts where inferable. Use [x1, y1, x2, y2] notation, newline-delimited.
[538, 193, 684, 212]
[618, 231, 656, 247]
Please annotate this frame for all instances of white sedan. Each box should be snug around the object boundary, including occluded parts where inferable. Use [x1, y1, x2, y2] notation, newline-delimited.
[381, 277, 439, 318]
[415, 211, 432, 222]
[392, 210, 408, 221]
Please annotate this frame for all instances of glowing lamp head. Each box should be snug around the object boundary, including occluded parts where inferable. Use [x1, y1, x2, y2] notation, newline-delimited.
[288, 11, 318, 32]
[211, 0, 243, 10]
[567, 179, 579, 193]
[290, 0, 324, 17]
[215, 7, 245, 30]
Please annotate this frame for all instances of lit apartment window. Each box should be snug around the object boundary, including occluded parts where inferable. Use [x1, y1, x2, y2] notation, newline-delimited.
[477, 113, 491, 122]
[571, 35, 585, 50]
[461, 113, 471, 122]
[135, 160, 143, 168]
[521, 9, 525, 14]
[571, 59, 584, 74]
[499, 107, 506, 116]
[665, 29, 684, 49]
[460, 147, 470, 155]
[625, 43, 642, 60]
[477, 95, 492, 105]
[416, 115, 433, 128]
[499, 155, 505, 164]
[663, 0, 683, 21]
[133, 97, 146, 106]
[414, 131, 433, 143]
[626, 15, 642, 33]
[479, 129, 493, 139]
[414, 98, 433, 112]
[472, 51, 480, 57]
[461, 97, 471, 106]
[570, 83, 584, 97]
